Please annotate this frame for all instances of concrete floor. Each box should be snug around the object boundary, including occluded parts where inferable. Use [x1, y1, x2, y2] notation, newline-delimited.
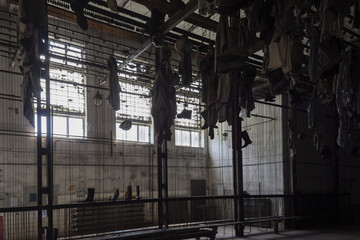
[204, 225, 360, 240]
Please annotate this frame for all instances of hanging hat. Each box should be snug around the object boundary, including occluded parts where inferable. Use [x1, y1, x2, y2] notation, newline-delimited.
[119, 120, 132, 131]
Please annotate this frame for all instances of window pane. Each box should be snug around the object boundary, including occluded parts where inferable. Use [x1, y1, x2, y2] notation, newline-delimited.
[175, 130, 182, 146]
[116, 82, 151, 123]
[69, 118, 84, 137]
[117, 124, 137, 142]
[138, 126, 149, 143]
[191, 131, 200, 147]
[53, 116, 67, 136]
[175, 130, 191, 147]
[34, 115, 47, 135]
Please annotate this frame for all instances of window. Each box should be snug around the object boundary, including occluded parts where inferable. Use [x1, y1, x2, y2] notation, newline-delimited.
[116, 124, 150, 143]
[36, 40, 85, 138]
[175, 130, 201, 147]
[116, 80, 152, 143]
[175, 82, 203, 147]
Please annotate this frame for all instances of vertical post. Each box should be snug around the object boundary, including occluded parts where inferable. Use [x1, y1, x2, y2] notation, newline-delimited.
[334, 115, 340, 221]
[237, 118, 244, 236]
[162, 140, 169, 229]
[288, 94, 297, 228]
[157, 143, 163, 229]
[45, 30, 54, 240]
[37, 3, 53, 237]
[157, 139, 169, 229]
[37, 82, 43, 240]
[232, 129, 238, 227]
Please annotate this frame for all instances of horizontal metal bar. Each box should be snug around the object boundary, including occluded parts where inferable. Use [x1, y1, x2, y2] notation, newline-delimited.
[0, 193, 348, 213]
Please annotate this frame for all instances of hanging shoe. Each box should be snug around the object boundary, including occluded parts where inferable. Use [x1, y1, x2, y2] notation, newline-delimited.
[107, 0, 117, 12]
[241, 130, 252, 148]
[81, 188, 95, 202]
[177, 109, 192, 119]
[109, 189, 119, 201]
[70, 0, 91, 31]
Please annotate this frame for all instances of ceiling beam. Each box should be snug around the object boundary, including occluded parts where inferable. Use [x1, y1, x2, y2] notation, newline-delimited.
[130, 0, 218, 32]
[7, 0, 147, 43]
[119, 0, 198, 68]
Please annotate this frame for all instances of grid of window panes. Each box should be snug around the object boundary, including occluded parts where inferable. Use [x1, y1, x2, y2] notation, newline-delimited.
[36, 40, 85, 137]
[174, 80, 202, 147]
[116, 82, 151, 123]
[116, 124, 150, 143]
[175, 129, 201, 147]
[175, 95, 201, 129]
[45, 40, 85, 114]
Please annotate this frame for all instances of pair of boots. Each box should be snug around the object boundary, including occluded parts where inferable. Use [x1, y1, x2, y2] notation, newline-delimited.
[70, 0, 117, 31]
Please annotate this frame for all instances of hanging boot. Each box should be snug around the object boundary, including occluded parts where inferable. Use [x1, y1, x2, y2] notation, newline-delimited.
[81, 188, 95, 202]
[241, 130, 252, 148]
[109, 189, 119, 201]
[136, 185, 141, 200]
[70, 0, 91, 31]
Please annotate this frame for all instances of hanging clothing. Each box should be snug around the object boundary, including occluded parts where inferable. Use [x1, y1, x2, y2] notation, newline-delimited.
[239, 66, 256, 117]
[336, 50, 360, 146]
[308, 19, 320, 83]
[215, 15, 235, 125]
[246, 0, 264, 33]
[259, 0, 275, 45]
[107, 56, 121, 111]
[268, 34, 292, 74]
[151, 47, 177, 143]
[336, 52, 349, 147]
[270, 0, 298, 42]
[175, 37, 193, 86]
[18, 0, 47, 127]
[318, 0, 352, 42]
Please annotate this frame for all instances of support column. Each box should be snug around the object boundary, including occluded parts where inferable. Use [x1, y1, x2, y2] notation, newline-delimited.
[233, 80, 244, 237]
[37, 18, 54, 239]
[157, 140, 169, 229]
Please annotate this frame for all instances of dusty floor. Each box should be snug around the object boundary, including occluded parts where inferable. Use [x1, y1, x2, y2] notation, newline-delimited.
[209, 225, 360, 240]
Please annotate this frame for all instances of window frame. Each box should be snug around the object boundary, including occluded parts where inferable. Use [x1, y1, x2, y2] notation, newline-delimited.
[35, 39, 86, 138]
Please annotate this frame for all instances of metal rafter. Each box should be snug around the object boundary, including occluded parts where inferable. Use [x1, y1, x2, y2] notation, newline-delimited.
[119, 0, 198, 69]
